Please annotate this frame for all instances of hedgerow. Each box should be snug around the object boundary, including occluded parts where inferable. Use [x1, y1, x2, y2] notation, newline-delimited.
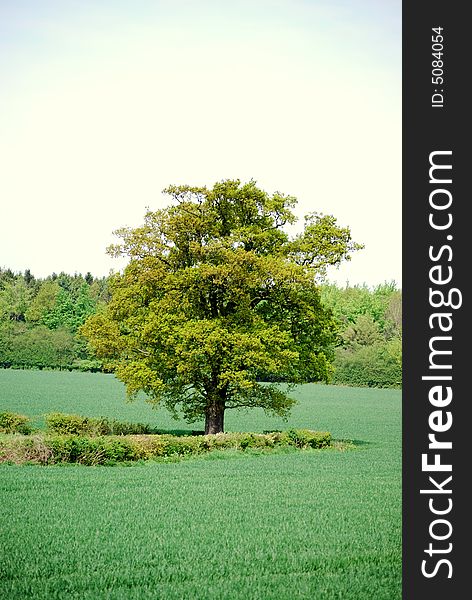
[0, 429, 332, 465]
[45, 412, 162, 436]
[332, 342, 402, 388]
[0, 411, 33, 434]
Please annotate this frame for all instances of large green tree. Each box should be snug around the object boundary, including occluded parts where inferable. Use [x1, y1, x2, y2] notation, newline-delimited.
[82, 180, 362, 433]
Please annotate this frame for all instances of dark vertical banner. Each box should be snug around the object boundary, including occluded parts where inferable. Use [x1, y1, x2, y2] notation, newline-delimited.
[403, 1, 469, 598]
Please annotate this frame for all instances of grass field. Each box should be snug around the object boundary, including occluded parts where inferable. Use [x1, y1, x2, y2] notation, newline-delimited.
[0, 370, 401, 599]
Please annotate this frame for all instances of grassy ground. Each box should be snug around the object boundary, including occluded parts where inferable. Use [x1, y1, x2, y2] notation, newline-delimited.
[0, 370, 401, 599]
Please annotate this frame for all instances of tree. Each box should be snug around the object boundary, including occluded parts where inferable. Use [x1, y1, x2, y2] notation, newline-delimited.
[384, 290, 402, 339]
[82, 180, 362, 433]
[0, 268, 16, 290]
[23, 269, 34, 286]
[320, 281, 401, 334]
[25, 280, 61, 324]
[342, 314, 383, 349]
[43, 283, 96, 332]
[0, 277, 33, 322]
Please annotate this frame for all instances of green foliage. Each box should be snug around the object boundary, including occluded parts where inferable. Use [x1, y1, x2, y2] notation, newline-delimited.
[83, 180, 361, 432]
[320, 283, 402, 388]
[0, 322, 78, 370]
[42, 282, 96, 332]
[384, 290, 402, 339]
[284, 428, 331, 448]
[89, 277, 111, 305]
[25, 281, 60, 323]
[0, 266, 402, 395]
[46, 435, 138, 465]
[45, 412, 162, 436]
[71, 358, 103, 372]
[0, 277, 33, 322]
[321, 282, 400, 333]
[332, 342, 402, 388]
[0, 271, 103, 371]
[0, 411, 32, 434]
[341, 314, 383, 349]
[0, 267, 16, 289]
[45, 413, 95, 435]
[0, 428, 332, 465]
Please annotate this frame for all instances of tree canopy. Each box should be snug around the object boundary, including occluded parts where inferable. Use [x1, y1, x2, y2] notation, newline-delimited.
[82, 180, 362, 433]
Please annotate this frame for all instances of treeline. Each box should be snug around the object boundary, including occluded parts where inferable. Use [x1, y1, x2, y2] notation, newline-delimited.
[321, 282, 402, 388]
[0, 268, 401, 387]
[0, 268, 108, 371]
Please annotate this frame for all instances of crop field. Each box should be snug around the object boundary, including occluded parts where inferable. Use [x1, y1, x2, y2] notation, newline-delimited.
[0, 370, 401, 599]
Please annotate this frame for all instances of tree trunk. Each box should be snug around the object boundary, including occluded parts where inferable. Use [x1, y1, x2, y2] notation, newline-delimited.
[204, 402, 225, 435]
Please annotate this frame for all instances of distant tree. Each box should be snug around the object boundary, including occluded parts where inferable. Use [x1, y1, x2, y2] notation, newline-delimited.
[0, 321, 77, 370]
[332, 341, 402, 388]
[0, 268, 16, 290]
[85, 272, 94, 285]
[82, 180, 362, 433]
[89, 277, 111, 305]
[321, 282, 401, 334]
[320, 282, 402, 388]
[25, 281, 61, 324]
[43, 282, 96, 332]
[23, 269, 35, 286]
[384, 290, 402, 339]
[342, 314, 383, 349]
[74, 283, 97, 327]
[0, 278, 33, 322]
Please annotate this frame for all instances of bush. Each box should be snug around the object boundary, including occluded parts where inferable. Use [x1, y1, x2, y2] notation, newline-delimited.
[45, 413, 91, 435]
[0, 429, 332, 465]
[0, 322, 77, 370]
[45, 413, 161, 436]
[108, 420, 159, 435]
[0, 435, 52, 464]
[0, 411, 32, 434]
[332, 342, 402, 388]
[47, 435, 139, 465]
[282, 428, 332, 448]
[0, 321, 102, 372]
[71, 359, 102, 372]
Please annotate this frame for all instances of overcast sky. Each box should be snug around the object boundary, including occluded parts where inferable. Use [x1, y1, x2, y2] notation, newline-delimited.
[0, 0, 401, 287]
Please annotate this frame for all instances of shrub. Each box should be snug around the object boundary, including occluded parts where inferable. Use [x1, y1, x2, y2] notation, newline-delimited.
[45, 413, 92, 435]
[283, 428, 332, 448]
[0, 434, 52, 464]
[0, 428, 332, 465]
[0, 322, 77, 370]
[0, 411, 32, 434]
[47, 435, 139, 465]
[239, 433, 274, 450]
[0, 321, 102, 372]
[108, 420, 159, 435]
[332, 342, 402, 388]
[159, 435, 204, 456]
[71, 359, 102, 372]
[45, 413, 161, 436]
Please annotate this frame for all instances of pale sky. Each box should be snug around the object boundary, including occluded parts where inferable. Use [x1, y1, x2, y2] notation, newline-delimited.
[0, 0, 401, 287]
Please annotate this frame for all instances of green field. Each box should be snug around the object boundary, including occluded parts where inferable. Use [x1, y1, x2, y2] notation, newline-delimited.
[0, 370, 401, 599]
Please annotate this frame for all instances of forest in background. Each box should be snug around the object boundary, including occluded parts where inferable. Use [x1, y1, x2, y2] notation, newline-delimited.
[0, 268, 401, 388]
